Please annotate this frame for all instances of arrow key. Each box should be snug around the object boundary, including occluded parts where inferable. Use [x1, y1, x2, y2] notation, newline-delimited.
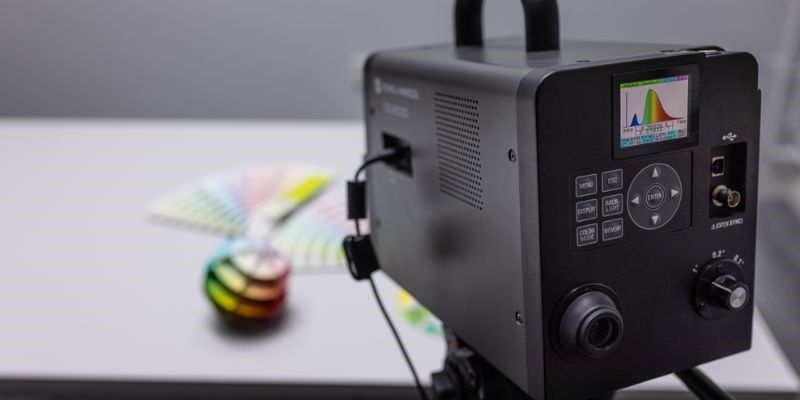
[650, 213, 661, 226]
[651, 167, 661, 179]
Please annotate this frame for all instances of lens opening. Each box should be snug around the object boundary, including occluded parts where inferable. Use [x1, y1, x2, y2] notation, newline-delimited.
[587, 316, 619, 350]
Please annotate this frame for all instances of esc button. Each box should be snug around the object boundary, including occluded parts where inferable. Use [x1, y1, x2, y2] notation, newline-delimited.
[601, 169, 623, 192]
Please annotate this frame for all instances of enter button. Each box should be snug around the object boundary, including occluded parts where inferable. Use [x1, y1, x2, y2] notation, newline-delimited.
[645, 184, 666, 209]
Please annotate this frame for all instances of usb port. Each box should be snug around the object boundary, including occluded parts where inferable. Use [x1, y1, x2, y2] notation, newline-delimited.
[711, 156, 725, 177]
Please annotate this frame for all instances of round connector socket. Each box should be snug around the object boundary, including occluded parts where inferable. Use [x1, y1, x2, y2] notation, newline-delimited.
[712, 185, 742, 209]
[726, 190, 741, 208]
[559, 291, 623, 359]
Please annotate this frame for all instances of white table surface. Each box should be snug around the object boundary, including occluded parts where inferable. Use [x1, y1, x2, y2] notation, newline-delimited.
[0, 119, 796, 393]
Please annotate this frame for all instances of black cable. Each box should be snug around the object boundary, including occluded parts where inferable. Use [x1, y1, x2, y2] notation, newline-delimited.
[368, 276, 430, 400]
[352, 147, 405, 237]
[354, 217, 362, 237]
[675, 367, 735, 400]
[354, 147, 407, 181]
[348, 148, 429, 400]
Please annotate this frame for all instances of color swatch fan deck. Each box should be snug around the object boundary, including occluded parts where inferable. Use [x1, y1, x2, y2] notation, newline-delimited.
[148, 166, 354, 272]
[149, 167, 334, 235]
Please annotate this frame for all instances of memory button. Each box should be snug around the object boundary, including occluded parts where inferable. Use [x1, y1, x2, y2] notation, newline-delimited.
[602, 219, 624, 241]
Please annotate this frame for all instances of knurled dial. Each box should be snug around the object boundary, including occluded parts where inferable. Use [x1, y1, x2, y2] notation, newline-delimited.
[709, 274, 749, 311]
[627, 163, 682, 230]
[694, 258, 750, 320]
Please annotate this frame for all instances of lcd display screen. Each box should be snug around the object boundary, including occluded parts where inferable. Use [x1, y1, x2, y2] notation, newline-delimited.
[619, 75, 690, 148]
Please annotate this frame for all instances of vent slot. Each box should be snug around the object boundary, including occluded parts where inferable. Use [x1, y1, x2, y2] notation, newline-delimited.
[434, 92, 483, 210]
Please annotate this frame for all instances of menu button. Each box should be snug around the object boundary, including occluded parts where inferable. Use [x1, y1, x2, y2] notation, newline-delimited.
[575, 174, 598, 197]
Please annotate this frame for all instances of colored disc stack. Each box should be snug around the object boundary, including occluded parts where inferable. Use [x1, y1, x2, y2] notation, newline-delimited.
[205, 238, 290, 323]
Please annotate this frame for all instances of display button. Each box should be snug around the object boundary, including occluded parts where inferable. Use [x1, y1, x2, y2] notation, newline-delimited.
[602, 219, 624, 241]
[601, 169, 623, 192]
[576, 199, 598, 222]
[602, 194, 624, 217]
[575, 174, 597, 197]
[576, 223, 598, 247]
[645, 184, 666, 209]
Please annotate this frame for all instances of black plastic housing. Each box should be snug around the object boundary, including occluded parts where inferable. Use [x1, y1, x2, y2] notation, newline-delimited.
[363, 40, 760, 400]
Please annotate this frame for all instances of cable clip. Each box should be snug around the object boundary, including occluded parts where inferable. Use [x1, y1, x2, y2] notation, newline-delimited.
[343, 234, 380, 281]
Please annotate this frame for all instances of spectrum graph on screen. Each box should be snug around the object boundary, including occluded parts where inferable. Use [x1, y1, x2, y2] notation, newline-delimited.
[620, 75, 689, 148]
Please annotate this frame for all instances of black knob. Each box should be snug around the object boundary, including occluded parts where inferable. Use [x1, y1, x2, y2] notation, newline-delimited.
[694, 259, 750, 320]
[709, 274, 749, 311]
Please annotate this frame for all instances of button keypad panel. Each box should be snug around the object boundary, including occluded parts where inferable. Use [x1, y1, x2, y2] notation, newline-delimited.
[571, 153, 691, 251]
[627, 163, 682, 230]
[574, 168, 624, 247]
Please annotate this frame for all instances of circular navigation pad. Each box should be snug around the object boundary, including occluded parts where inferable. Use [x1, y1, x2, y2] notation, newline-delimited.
[627, 163, 682, 230]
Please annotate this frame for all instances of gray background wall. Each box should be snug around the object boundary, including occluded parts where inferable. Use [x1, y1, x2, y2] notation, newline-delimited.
[0, 0, 792, 119]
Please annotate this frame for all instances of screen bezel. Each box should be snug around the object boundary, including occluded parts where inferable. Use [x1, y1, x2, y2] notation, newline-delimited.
[612, 65, 700, 159]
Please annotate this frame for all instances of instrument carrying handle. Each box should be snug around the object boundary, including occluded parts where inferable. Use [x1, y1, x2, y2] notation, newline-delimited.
[454, 0, 560, 52]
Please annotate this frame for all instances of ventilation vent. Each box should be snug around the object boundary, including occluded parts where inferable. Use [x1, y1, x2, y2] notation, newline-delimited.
[434, 92, 483, 210]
